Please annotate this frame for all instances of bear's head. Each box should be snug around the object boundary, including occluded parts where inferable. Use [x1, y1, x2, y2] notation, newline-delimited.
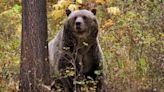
[64, 9, 99, 39]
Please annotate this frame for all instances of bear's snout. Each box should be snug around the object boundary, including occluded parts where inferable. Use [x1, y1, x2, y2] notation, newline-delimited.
[75, 17, 85, 31]
[75, 21, 81, 30]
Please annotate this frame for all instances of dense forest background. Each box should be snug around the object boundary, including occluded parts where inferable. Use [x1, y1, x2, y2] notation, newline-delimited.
[0, 0, 163, 92]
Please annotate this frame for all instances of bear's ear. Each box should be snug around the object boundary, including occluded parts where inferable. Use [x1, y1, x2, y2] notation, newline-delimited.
[91, 9, 96, 15]
[66, 9, 71, 16]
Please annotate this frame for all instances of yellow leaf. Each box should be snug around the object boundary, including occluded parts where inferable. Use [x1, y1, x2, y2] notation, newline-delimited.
[76, 0, 83, 4]
[58, 0, 71, 8]
[102, 19, 114, 29]
[107, 7, 121, 16]
[53, 4, 61, 10]
[68, 4, 79, 11]
[51, 9, 65, 20]
[53, 0, 71, 10]
[96, 0, 106, 4]
[16, 24, 21, 36]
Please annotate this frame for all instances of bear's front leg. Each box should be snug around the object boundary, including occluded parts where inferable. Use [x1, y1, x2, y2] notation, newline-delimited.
[57, 55, 75, 92]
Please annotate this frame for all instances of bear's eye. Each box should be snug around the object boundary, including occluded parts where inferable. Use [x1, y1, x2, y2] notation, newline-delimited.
[93, 19, 97, 23]
[74, 16, 77, 20]
[82, 16, 87, 20]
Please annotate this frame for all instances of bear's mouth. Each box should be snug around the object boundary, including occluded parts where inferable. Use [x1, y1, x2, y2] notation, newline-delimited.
[74, 26, 87, 36]
[76, 30, 87, 35]
[74, 27, 85, 34]
[76, 26, 81, 30]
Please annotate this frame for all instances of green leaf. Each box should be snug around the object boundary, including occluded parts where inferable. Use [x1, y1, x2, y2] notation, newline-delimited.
[139, 58, 146, 67]
[94, 70, 102, 75]
[73, 80, 85, 85]
[12, 4, 22, 13]
[83, 42, 88, 46]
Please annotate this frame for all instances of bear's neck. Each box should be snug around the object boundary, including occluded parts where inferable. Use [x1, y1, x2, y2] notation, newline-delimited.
[63, 33, 97, 53]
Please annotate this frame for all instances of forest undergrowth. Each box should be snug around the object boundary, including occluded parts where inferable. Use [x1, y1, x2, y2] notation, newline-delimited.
[0, 0, 163, 92]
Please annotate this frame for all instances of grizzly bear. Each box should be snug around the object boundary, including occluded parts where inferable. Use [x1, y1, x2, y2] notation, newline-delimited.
[49, 9, 105, 92]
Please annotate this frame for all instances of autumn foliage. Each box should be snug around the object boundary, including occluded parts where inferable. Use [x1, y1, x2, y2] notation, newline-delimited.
[0, 0, 163, 92]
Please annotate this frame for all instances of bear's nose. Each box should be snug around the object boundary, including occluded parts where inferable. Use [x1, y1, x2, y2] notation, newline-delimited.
[75, 22, 81, 30]
[76, 22, 81, 26]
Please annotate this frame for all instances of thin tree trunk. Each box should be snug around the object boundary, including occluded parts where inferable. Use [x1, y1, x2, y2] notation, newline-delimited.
[20, 0, 50, 92]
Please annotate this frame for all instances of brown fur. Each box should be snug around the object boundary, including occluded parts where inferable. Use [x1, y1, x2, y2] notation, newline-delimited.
[49, 9, 106, 92]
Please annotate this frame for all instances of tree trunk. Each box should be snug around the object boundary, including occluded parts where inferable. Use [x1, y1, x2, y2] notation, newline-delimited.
[20, 0, 50, 92]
